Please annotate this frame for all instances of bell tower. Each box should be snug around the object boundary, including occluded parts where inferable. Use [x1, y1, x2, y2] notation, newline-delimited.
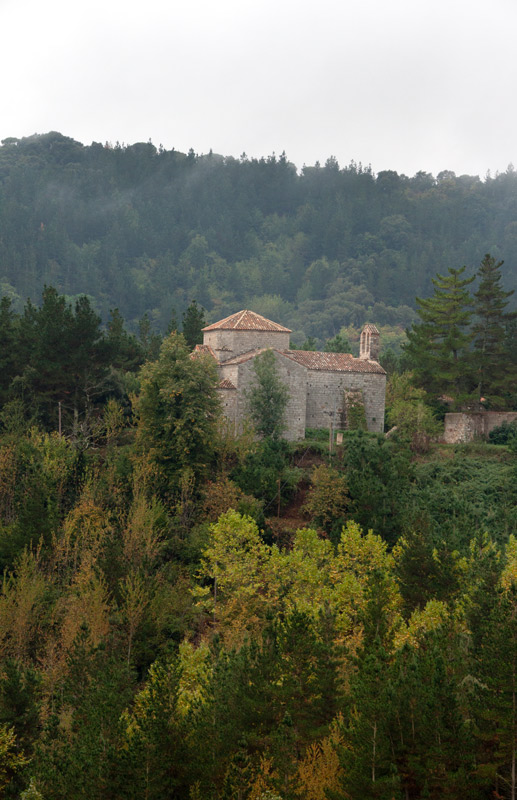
[359, 324, 380, 361]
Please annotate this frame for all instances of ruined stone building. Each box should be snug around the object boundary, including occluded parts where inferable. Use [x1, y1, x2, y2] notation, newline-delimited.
[194, 310, 386, 440]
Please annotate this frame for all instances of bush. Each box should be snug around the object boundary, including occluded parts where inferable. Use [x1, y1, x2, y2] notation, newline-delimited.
[231, 439, 302, 508]
[488, 420, 517, 445]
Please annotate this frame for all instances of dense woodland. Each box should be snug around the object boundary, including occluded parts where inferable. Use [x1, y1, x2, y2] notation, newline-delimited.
[0, 292, 515, 798]
[2, 133, 517, 799]
[1, 132, 517, 347]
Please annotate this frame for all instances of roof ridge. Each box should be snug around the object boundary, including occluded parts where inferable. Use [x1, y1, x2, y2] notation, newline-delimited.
[202, 309, 291, 333]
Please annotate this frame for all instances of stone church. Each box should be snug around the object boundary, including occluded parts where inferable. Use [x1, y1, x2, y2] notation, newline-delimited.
[194, 310, 386, 440]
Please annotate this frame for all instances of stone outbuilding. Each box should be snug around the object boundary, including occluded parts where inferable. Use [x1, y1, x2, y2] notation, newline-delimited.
[195, 310, 386, 440]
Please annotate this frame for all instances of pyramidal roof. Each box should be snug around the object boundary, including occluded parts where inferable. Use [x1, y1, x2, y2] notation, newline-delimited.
[202, 309, 291, 333]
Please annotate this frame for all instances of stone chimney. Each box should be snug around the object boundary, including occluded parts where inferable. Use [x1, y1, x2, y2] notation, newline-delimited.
[359, 324, 380, 361]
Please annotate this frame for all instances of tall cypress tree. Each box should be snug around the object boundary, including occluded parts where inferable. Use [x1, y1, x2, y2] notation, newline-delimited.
[472, 254, 516, 407]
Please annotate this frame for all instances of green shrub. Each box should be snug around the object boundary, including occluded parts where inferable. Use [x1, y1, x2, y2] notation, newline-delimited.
[488, 420, 517, 445]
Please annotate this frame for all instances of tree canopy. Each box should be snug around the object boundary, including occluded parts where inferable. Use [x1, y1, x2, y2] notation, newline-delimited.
[0, 133, 516, 347]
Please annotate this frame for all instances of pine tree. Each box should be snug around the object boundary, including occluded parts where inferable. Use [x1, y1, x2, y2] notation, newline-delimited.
[181, 300, 205, 350]
[473, 585, 517, 800]
[336, 574, 400, 799]
[404, 266, 474, 406]
[472, 254, 516, 407]
[166, 308, 180, 335]
[137, 313, 162, 362]
[106, 308, 143, 371]
[14, 288, 112, 433]
[389, 630, 472, 798]
[0, 297, 19, 407]
[0, 659, 41, 758]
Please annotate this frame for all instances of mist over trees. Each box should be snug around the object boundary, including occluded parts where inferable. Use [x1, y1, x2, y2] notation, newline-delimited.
[1, 132, 517, 345]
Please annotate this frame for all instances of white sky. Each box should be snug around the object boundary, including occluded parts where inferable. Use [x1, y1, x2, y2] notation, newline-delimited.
[2, 0, 516, 177]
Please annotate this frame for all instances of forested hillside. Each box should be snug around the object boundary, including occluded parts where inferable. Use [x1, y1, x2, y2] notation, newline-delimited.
[3, 132, 517, 799]
[0, 330, 517, 798]
[1, 132, 517, 343]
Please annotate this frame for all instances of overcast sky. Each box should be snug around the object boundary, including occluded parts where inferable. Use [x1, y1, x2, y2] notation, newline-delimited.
[2, 0, 516, 177]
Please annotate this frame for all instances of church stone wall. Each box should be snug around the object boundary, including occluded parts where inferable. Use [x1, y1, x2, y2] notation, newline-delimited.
[305, 371, 386, 433]
[205, 314, 387, 440]
[204, 329, 291, 362]
[217, 388, 238, 435]
[220, 352, 307, 440]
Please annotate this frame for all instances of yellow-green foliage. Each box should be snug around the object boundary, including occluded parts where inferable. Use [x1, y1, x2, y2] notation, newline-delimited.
[501, 535, 517, 590]
[195, 511, 403, 656]
[0, 725, 27, 795]
[386, 372, 441, 449]
[302, 465, 348, 530]
[176, 640, 212, 717]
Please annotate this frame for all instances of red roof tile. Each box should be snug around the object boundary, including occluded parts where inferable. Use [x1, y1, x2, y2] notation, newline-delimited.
[202, 310, 291, 333]
[220, 348, 270, 365]
[191, 344, 217, 361]
[284, 350, 386, 374]
[220, 347, 385, 374]
[218, 379, 237, 390]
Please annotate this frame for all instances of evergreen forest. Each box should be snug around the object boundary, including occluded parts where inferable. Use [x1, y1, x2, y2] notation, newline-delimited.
[1, 132, 517, 799]
[1, 131, 517, 346]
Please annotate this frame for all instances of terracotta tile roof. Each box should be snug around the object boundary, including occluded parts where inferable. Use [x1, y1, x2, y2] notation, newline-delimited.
[221, 347, 386, 374]
[220, 348, 270, 365]
[218, 379, 237, 390]
[284, 350, 386, 374]
[191, 344, 217, 360]
[202, 309, 291, 333]
[362, 323, 380, 334]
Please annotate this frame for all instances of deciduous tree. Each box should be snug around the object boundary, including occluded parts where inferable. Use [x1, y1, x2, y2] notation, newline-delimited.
[245, 350, 288, 439]
[136, 332, 220, 503]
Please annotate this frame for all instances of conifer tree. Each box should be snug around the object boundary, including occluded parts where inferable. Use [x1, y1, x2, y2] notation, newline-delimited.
[137, 313, 162, 362]
[167, 308, 180, 335]
[472, 253, 516, 407]
[0, 297, 19, 407]
[473, 585, 517, 800]
[336, 574, 400, 800]
[106, 308, 143, 371]
[404, 266, 474, 406]
[181, 300, 205, 351]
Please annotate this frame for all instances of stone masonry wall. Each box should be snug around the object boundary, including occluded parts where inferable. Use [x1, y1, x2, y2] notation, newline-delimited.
[220, 351, 307, 440]
[204, 329, 291, 362]
[443, 411, 517, 443]
[305, 371, 386, 433]
[217, 388, 238, 435]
